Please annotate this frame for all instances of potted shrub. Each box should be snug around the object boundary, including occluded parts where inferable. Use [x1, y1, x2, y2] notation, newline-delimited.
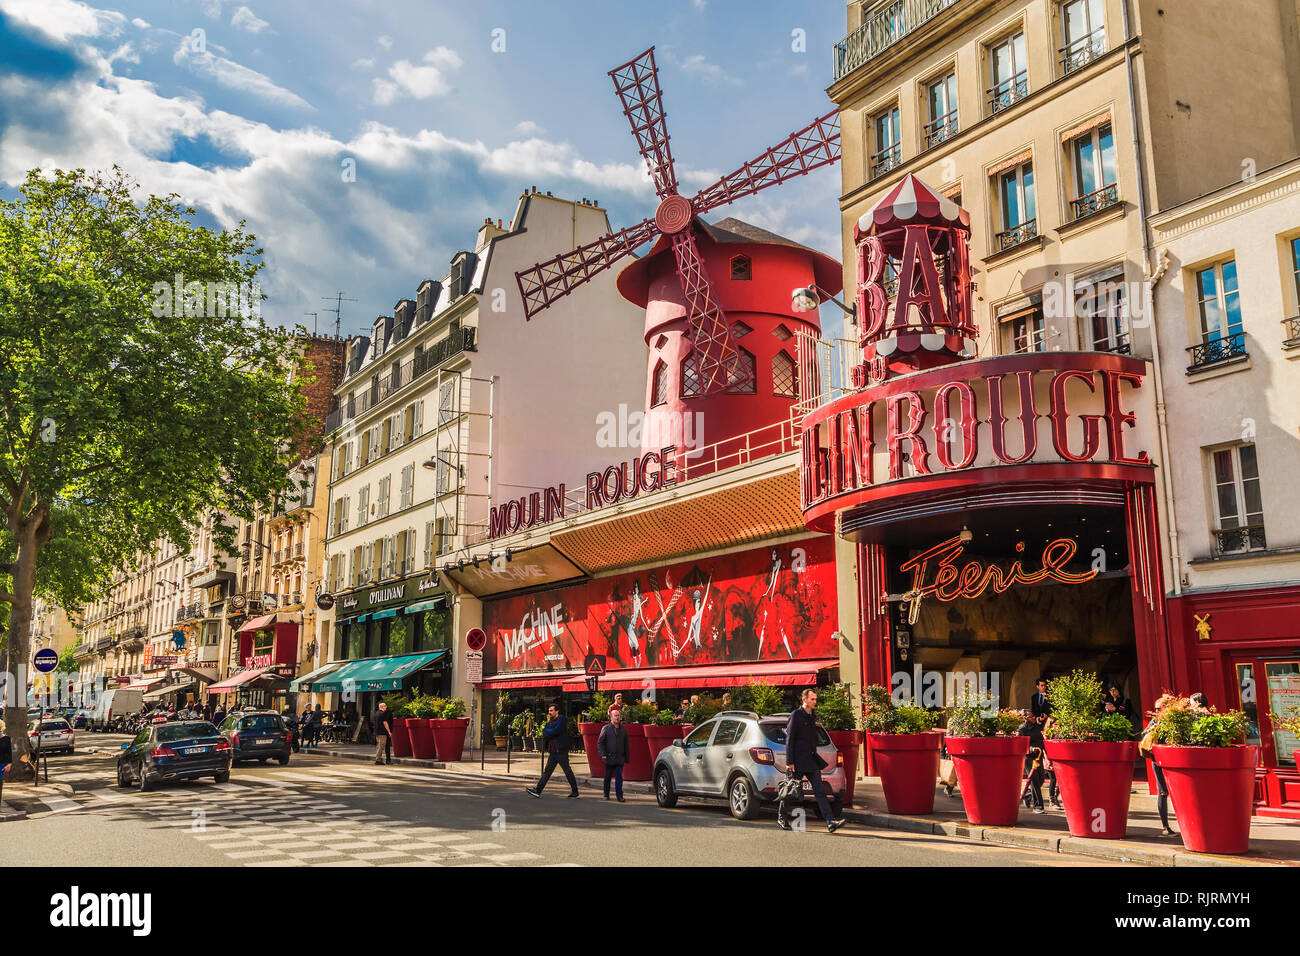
[1041, 670, 1138, 838]
[642, 707, 688, 766]
[1149, 697, 1256, 854]
[863, 684, 942, 814]
[579, 693, 612, 777]
[405, 692, 439, 760]
[509, 711, 530, 751]
[620, 701, 657, 781]
[1268, 704, 1300, 768]
[431, 697, 470, 761]
[817, 683, 865, 806]
[944, 692, 1027, 826]
[384, 693, 414, 758]
[492, 710, 510, 750]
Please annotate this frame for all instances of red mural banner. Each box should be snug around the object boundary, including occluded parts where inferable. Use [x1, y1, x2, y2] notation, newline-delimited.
[484, 538, 839, 674]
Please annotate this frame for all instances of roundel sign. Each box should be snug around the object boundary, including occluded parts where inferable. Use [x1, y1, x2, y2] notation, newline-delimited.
[33, 648, 59, 673]
[465, 627, 487, 652]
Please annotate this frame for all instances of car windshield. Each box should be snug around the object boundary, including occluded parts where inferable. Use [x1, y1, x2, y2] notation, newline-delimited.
[239, 715, 282, 731]
[157, 723, 219, 742]
[35, 720, 70, 732]
[761, 721, 832, 747]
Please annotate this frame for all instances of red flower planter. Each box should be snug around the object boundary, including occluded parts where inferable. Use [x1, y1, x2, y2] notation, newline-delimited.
[407, 718, 437, 760]
[867, 732, 943, 814]
[1043, 739, 1138, 838]
[622, 723, 653, 781]
[946, 735, 1028, 826]
[828, 729, 864, 806]
[390, 718, 413, 758]
[642, 725, 686, 768]
[1153, 744, 1259, 854]
[579, 722, 608, 777]
[431, 718, 470, 762]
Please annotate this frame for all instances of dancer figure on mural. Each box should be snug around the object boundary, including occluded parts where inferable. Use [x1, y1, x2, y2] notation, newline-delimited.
[755, 548, 797, 658]
[626, 580, 650, 666]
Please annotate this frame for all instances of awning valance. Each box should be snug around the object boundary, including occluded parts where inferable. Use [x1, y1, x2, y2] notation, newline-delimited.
[143, 679, 196, 701]
[987, 149, 1033, 177]
[208, 666, 279, 694]
[478, 669, 584, 691]
[559, 658, 838, 692]
[289, 661, 347, 693]
[1060, 112, 1112, 143]
[237, 613, 277, 634]
[309, 650, 447, 694]
[404, 598, 446, 615]
[370, 608, 399, 621]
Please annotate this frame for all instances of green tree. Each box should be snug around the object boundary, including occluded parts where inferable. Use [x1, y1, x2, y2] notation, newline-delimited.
[0, 167, 311, 776]
[55, 644, 77, 674]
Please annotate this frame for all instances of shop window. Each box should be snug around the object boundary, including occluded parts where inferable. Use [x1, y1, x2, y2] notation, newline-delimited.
[388, 615, 411, 656]
[725, 348, 757, 394]
[730, 255, 752, 280]
[419, 606, 451, 651]
[772, 350, 797, 398]
[1209, 443, 1266, 555]
[1264, 662, 1300, 767]
[651, 359, 668, 407]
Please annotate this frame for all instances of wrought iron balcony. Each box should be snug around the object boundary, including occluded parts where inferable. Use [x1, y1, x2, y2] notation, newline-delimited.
[833, 0, 960, 82]
[923, 114, 959, 149]
[1070, 183, 1120, 220]
[1213, 524, 1267, 555]
[1186, 331, 1247, 373]
[987, 74, 1029, 115]
[1059, 30, 1106, 75]
[871, 143, 902, 179]
[1282, 315, 1300, 350]
[995, 219, 1038, 251]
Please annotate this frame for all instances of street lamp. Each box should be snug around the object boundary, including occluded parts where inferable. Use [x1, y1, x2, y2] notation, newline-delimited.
[791, 285, 857, 326]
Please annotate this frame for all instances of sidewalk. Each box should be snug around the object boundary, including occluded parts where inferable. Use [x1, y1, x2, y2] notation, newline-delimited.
[305, 742, 1298, 866]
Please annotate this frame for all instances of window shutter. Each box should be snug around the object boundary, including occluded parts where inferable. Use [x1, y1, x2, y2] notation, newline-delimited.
[414, 400, 423, 436]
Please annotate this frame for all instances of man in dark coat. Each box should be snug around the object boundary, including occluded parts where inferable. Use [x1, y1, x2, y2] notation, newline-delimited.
[597, 709, 630, 801]
[778, 689, 846, 833]
[1030, 678, 1051, 724]
[526, 703, 579, 799]
[371, 701, 394, 765]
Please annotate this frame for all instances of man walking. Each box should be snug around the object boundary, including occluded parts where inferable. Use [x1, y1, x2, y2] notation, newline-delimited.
[372, 701, 394, 765]
[597, 708, 630, 801]
[525, 703, 579, 799]
[778, 688, 846, 833]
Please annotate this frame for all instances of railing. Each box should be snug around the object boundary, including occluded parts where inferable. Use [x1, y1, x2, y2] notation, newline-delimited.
[987, 74, 1028, 114]
[833, 0, 960, 82]
[995, 219, 1038, 251]
[325, 325, 476, 433]
[923, 113, 958, 149]
[1059, 29, 1106, 75]
[1282, 315, 1300, 350]
[1186, 331, 1247, 373]
[1214, 524, 1267, 555]
[871, 143, 902, 179]
[294, 541, 304, 558]
[1070, 183, 1120, 220]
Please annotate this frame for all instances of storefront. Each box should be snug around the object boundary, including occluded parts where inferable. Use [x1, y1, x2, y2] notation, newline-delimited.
[207, 663, 297, 711]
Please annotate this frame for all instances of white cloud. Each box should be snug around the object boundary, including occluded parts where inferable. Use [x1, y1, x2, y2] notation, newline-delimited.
[0, 0, 125, 42]
[230, 5, 269, 34]
[131, 17, 149, 29]
[514, 120, 544, 136]
[351, 57, 375, 71]
[372, 46, 463, 105]
[679, 53, 742, 87]
[377, 35, 393, 49]
[173, 37, 313, 111]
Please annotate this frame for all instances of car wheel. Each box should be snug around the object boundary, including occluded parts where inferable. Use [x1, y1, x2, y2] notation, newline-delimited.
[136, 761, 151, 793]
[277, 755, 290, 766]
[213, 770, 230, 784]
[728, 775, 758, 820]
[654, 767, 678, 808]
[117, 764, 131, 789]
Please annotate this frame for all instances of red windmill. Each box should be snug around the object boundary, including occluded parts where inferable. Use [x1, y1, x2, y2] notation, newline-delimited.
[515, 47, 840, 396]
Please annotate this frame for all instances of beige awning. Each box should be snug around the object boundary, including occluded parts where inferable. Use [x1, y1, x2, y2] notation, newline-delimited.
[1061, 112, 1113, 143]
[988, 149, 1033, 177]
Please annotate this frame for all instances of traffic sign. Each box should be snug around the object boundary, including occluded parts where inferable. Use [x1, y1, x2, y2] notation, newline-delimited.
[465, 627, 487, 652]
[583, 653, 606, 676]
[33, 648, 59, 673]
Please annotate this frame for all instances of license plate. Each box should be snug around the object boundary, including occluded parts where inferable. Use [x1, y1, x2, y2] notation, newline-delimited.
[184, 747, 210, 755]
[256, 738, 274, 745]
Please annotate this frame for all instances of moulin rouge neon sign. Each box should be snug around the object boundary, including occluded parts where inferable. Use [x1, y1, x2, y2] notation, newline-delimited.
[900, 536, 1099, 606]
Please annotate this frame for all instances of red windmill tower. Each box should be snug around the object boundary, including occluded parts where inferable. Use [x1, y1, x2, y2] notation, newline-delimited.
[515, 48, 842, 458]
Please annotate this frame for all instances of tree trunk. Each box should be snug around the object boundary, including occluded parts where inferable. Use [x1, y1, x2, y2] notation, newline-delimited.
[3, 518, 40, 782]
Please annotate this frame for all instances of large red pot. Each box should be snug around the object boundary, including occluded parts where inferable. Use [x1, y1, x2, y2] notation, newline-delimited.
[868, 732, 943, 814]
[828, 729, 864, 806]
[431, 718, 470, 762]
[622, 724, 653, 781]
[1043, 739, 1138, 838]
[579, 722, 608, 777]
[390, 718, 413, 758]
[642, 724, 686, 768]
[1153, 744, 1259, 854]
[407, 718, 437, 760]
[946, 735, 1028, 826]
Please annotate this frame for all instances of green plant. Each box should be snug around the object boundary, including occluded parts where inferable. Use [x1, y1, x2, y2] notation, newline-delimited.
[441, 697, 465, 719]
[1269, 704, 1300, 738]
[862, 684, 938, 734]
[652, 709, 678, 726]
[1043, 670, 1134, 743]
[814, 683, 858, 731]
[405, 692, 437, 719]
[492, 711, 509, 736]
[946, 692, 1022, 737]
[1146, 696, 1250, 747]
[382, 693, 411, 719]
[684, 695, 724, 725]
[510, 712, 531, 736]
[582, 692, 612, 723]
[622, 701, 657, 723]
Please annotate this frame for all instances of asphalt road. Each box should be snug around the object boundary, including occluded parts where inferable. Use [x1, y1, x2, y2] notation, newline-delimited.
[1, 736, 1125, 867]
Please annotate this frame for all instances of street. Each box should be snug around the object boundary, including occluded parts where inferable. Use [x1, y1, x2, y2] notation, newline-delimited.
[0, 737, 1124, 867]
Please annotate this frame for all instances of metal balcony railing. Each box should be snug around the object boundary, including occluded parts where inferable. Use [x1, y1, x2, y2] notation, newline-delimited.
[923, 113, 958, 149]
[833, 0, 960, 82]
[995, 219, 1038, 251]
[871, 143, 902, 179]
[987, 74, 1028, 115]
[1282, 315, 1300, 350]
[1059, 29, 1106, 75]
[1186, 331, 1247, 373]
[1213, 524, 1267, 555]
[1070, 183, 1120, 220]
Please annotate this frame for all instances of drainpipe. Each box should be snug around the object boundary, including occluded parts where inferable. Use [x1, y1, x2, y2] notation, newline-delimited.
[1122, 0, 1182, 599]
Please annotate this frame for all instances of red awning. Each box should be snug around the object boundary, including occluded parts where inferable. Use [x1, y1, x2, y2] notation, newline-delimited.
[237, 614, 277, 634]
[479, 670, 584, 690]
[207, 666, 274, 694]
[560, 658, 839, 692]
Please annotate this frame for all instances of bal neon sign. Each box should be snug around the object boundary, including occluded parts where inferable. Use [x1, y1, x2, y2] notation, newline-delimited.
[899, 536, 1099, 606]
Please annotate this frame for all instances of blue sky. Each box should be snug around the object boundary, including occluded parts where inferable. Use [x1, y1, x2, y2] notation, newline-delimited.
[0, 0, 848, 335]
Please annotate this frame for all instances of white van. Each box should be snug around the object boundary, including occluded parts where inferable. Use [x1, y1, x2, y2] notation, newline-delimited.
[88, 688, 144, 732]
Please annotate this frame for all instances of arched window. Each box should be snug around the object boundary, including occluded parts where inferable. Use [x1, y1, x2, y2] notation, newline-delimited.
[680, 353, 702, 398]
[725, 348, 757, 394]
[772, 350, 797, 398]
[730, 255, 752, 280]
[651, 359, 669, 406]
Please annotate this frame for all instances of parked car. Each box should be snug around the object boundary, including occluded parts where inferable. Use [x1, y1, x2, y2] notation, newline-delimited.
[652, 710, 846, 820]
[88, 688, 144, 732]
[71, 710, 90, 730]
[116, 721, 231, 791]
[218, 711, 291, 765]
[29, 718, 75, 755]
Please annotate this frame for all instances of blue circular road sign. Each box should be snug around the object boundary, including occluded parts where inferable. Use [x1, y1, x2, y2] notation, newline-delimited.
[33, 648, 59, 673]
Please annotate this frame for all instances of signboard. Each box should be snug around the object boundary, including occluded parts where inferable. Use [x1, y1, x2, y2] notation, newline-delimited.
[33, 648, 59, 673]
[316, 591, 335, 611]
[465, 651, 483, 684]
[443, 543, 586, 599]
[151, 655, 178, 668]
[465, 627, 487, 652]
[584, 653, 607, 676]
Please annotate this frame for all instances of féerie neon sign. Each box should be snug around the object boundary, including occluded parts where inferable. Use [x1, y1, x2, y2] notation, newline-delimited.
[900, 535, 1099, 604]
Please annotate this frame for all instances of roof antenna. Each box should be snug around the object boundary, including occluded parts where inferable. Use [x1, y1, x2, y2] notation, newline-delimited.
[322, 292, 358, 339]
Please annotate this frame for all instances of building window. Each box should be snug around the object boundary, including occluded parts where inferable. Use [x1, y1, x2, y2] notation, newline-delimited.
[356, 485, 370, 527]
[651, 360, 668, 407]
[1210, 444, 1266, 554]
[1001, 306, 1046, 354]
[730, 255, 752, 280]
[731, 320, 753, 337]
[681, 353, 702, 398]
[1285, 238, 1300, 350]
[438, 380, 456, 426]
[1078, 276, 1129, 353]
[1059, 0, 1106, 75]
[871, 106, 901, 179]
[725, 348, 757, 394]
[772, 350, 797, 398]
[1069, 122, 1118, 219]
[1188, 260, 1246, 371]
[377, 476, 391, 517]
[772, 324, 792, 341]
[995, 161, 1037, 249]
[987, 32, 1028, 114]
[436, 453, 454, 496]
[924, 72, 959, 148]
[400, 463, 415, 510]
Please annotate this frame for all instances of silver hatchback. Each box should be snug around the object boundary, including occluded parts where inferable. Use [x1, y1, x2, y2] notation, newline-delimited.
[652, 711, 846, 820]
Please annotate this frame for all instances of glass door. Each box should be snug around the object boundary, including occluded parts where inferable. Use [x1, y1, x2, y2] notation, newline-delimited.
[1264, 661, 1300, 767]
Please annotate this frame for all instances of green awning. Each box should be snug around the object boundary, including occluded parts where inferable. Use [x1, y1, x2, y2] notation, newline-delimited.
[310, 650, 447, 693]
[371, 608, 399, 621]
[404, 598, 446, 614]
[353, 613, 370, 623]
[289, 660, 347, 692]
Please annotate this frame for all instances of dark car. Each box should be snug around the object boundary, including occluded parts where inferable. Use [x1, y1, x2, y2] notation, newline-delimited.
[116, 721, 231, 791]
[219, 711, 292, 765]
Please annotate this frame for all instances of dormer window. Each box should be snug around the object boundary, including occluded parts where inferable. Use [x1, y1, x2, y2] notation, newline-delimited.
[730, 255, 752, 280]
